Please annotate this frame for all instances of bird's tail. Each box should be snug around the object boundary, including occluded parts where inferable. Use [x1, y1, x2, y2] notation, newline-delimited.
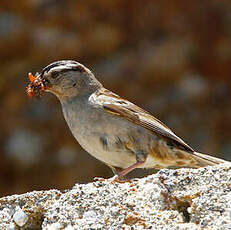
[191, 151, 229, 167]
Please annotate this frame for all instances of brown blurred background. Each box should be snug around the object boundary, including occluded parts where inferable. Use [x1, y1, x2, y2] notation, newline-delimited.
[0, 0, 231, 196]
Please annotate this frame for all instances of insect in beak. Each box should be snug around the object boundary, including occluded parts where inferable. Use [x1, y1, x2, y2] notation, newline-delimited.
[28, 73, 36, 84]
[26, 72, 49, 98]
[26, 84, 35, 97]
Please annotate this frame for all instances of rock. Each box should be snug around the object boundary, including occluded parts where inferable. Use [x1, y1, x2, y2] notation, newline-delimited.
[1, 0, 231, 197]
[0, 164, 231, 229]
[13, 207, 28, 227]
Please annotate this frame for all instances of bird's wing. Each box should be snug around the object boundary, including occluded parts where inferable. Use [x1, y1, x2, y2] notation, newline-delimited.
[90, 88, 194, 152]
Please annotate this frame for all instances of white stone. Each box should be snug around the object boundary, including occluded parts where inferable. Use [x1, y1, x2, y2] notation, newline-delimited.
[13, 208, 28, 227]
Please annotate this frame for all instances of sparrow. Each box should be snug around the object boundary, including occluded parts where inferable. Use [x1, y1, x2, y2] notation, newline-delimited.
[26, 60, 228, 180]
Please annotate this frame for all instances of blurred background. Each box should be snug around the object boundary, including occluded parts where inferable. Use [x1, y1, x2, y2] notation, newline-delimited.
[0, 0, 231, 196]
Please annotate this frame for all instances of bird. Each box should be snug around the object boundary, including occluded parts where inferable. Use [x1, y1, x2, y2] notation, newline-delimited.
[26, 60, 228, 180]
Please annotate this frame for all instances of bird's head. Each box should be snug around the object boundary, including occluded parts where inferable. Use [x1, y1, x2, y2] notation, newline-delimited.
[26, 60, 102, 100]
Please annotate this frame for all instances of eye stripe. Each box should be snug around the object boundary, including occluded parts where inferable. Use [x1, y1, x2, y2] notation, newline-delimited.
[41, 60, 86, 76]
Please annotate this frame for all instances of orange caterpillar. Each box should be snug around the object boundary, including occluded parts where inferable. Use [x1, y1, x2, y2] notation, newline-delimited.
[26, 73, 47, 97]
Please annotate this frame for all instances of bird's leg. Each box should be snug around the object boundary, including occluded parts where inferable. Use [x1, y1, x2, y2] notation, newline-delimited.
[94, 161, 145, 183]
[94, 150, 146, 182]
[116, 160, 145, 178]
[111, 149, 147, 181]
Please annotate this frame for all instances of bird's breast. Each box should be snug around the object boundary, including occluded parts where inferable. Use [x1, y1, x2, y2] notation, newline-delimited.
[61, 99, 140, 167]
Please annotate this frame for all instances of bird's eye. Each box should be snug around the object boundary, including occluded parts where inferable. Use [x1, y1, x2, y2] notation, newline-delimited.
[50, 71, 59, 79]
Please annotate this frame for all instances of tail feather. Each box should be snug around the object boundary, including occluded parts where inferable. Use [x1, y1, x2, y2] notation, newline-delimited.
[191, 151, 229, 167]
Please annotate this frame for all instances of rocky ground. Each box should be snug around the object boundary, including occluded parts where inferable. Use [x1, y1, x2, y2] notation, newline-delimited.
[0, 163, 231, 229]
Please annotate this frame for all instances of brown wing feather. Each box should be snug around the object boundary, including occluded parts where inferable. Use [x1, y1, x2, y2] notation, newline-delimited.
[94, 88, 194, 152]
